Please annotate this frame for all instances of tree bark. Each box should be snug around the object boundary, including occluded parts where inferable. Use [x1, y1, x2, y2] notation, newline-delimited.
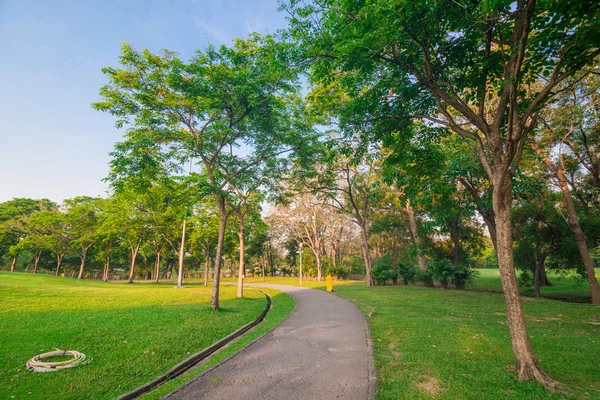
[405, 200, 433, 286]
[154, 251, 161, 283]
[211, 197, 230, 311]
[540, 264, 552, 287]
[204, 256, 210, 287]
[77, 249, 88, 279]
[531, 143, 600, 304]
[176, 217, 188, 288]
[236, 216, 245, 299]
[128, 242, 141, 283]
[10, 255, 17, 272]
[55, 253, 64, 276]
[33, 250, 42, 273]
[103, 253, 110, 282]
[493, 176, 556, 385]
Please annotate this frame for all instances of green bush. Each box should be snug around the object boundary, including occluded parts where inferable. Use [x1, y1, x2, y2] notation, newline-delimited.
[372, 254, 398, 285]
[398, 263, 419, 285]
[517, 269, 535, 296]
[427, 259, 478, 289]
[325, 264, 350, 280]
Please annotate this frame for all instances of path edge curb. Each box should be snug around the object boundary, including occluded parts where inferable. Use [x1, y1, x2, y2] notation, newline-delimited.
[115, 290, 273, 400]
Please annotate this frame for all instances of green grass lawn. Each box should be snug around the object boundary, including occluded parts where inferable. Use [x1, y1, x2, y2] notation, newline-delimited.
[333, 284, 600, 399]
[468, 268, 600, 300]
[0, 272, 292, 400]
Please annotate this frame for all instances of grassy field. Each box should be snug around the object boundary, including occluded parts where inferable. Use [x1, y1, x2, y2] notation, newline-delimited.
[0, 272, 293, 400]
[337, 284, 600, 399]
[468, 268, 600, 300]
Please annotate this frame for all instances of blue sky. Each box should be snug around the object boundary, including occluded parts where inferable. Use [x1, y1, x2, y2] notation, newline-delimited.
[0, 0, 288, 202]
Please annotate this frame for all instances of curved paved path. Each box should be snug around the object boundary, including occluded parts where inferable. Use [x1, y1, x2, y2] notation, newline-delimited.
[166, 283, 375, 400]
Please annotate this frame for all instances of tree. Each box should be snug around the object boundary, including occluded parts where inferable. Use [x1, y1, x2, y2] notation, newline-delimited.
[281, 193, 328, 281]
[64, 197, 101, 279]
[189, 203, 222, 286]
[0, 198, 52, 271]
[94, 35, 314, 310]
[286, 0, 600, 386]
[229, 186, 263, 298]
[531, 73, 600, 303]
[316, 152, 384, 286]
[31, 209, 70, 275]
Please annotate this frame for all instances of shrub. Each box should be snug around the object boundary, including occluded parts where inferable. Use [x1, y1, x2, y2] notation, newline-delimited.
[427, 259, 478, 289]
[372, 254, 398, 285]
[398, 263, 419, 285]
[325, 264, 350, 280]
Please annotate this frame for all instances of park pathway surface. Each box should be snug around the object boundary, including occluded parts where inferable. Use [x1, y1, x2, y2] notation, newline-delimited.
[166, 283, 375, 400]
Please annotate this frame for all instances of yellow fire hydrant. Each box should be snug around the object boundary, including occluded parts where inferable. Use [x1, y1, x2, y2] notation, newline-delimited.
[326, 275, 334, 292]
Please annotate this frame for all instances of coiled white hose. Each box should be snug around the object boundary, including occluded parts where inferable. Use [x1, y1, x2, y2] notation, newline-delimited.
[26, 349, 87, 372]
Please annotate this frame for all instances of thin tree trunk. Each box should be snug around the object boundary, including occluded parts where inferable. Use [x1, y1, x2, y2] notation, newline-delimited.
[314, 248, 323, 281]
[532, 143, 600, 304]
[493, 177, 556, 385]
[406, 201, 433, 286]
[534, 261, 542, 298]
[359, 222, 374, 286]
[33, 250, 42, 273]
[103, 253, 110, 282]
[10, 255, 17, 272]
[154, 251, 161, 283]
[128, 243, 140, 283]
[449, 219, 460, 266]
[211, 198, 229, 311]
[77, 249, 88, 279]
[55, 254, 64, 276]
[176, 217, 188, 288]
[204, 255, 210, 287]
[540, 264, 552, 286]
[236, 218, 245, 298]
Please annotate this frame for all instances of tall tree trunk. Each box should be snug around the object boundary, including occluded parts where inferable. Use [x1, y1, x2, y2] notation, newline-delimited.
[77, 249, 88, 279]
[211, 198, 229, 311]
[128, 243, 140, 283]
[103, 253, 111, 282]
[55, 253, 64, 276]
[204, 255, 210, 287]
[33, 250, 42, 273]
[154, 251, 161, 283]
[358, 221, 374, 286]
[406, 201, 433, 286]
[532, 143, 600, 304]
[10, 255, 17, 272]
[313, 247, 323, 281]
[331, 246, 337, 268]
[534, 260, 543, 298]
[493, 176, 556, 385]
[176, 217, 188, 288]
[236, 217, 245, 299]
[540, 264, 552, 287]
